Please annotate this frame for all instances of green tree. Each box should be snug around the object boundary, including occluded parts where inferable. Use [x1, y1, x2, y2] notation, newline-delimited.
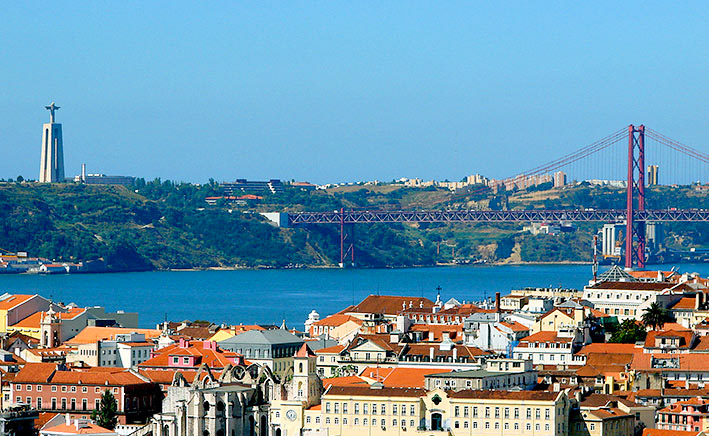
[609, 319, 647, 343]
[642, 303, 672, 331]
[91, 390, 118, 430]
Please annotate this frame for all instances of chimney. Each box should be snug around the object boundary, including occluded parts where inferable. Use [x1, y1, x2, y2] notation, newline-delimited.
[429, 347, 434, 361]
[81, 163, 86, 182]
[66, 413, 71, 426]
[495, 292, 501, 312]
[453, 347, 458, 361]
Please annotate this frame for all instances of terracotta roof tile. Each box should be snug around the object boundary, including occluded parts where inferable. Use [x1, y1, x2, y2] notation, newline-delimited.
[322, 376, 369, 389]
[359, 367, 447, 388]
[312, 314, 363, 327]
[346, 295, 434, 315]
[448, 390, 560, 401]
[315, 345, 345, 354]
[326, 385, 425, 397]
[0, 294, 37, 310]
[643, 429, 705, 436]
[65, 327, 161, 345]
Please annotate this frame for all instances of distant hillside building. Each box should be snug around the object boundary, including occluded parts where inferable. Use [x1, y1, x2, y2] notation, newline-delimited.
[554, 170, 567, 188]
[73, 164, 134, 186]
[221, 179, 284, 195]
[648, 164, 659, 186]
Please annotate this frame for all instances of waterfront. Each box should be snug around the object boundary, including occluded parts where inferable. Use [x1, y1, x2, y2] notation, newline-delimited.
[0, 263, 706, 328]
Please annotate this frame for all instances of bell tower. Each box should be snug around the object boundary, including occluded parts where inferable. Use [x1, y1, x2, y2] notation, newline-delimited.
[292, 344, 321, 407]
[40, 307, 61, 348]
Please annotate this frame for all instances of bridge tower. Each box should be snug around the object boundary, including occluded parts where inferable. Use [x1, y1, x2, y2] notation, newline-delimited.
[625, 124, 646, 268]
[339, 208, 354, 267]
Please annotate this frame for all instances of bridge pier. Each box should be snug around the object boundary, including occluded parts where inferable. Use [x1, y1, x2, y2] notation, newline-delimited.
[339, 208, 355, 268]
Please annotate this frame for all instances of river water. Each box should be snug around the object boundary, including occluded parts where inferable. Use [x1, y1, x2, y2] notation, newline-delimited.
[1, 264, 707, 329]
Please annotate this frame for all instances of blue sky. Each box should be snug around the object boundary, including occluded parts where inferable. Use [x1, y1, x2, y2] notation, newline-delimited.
[1, 2, 707, 184]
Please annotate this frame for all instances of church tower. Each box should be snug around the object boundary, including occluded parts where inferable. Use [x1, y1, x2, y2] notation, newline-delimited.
[39, 102, 65, 183]
[292, 343, 321, 407]
[40, 308, 61, 348]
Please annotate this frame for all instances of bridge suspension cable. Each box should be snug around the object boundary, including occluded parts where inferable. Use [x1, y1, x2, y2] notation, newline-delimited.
[645, 128, 709, 164]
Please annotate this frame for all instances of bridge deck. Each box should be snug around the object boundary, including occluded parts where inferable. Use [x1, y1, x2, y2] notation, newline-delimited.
[288, 209, 709, 225]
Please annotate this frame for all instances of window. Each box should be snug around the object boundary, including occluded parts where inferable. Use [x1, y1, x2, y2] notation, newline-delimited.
[372, 419, 376, 426]
[535, 408, 540, 419]
[536, 424, 540, 431]
[464, 421, 469, 429]
[342, 418, 347, 425]
[334, 403, 339, 413]
[526, 423, 532, 431]
[26, 397, 31, 406]
[61, 398, 67, 410]
[325, 418, 330, 424]
[26, 385, 32, 391]
[504, 407, 509, 419]
[51, 386, 57, 392]
[514, 408, 519, 419]
[504, 423, 509, 430]
[325, 402, 331, 413]
[545, 424, 550, 431]
[380, 404, 386, 414]
[82, 399, 88, 411]
[334, 418, 338, 425]
[315, 417, 320, 424]
[485, 422, 490, 429]
[495, 423, 499, 430]
[342, 403, 348, 414]
[354, 418, 359, 425]
[485, 407, 490, 418]
[393, 419, 397, 427]
[354, 403, 360, 414]
[545, 409, 550, 419]
[410, 405, 415, 415]
[590, 424, 595, 430]
[393, 405, 398, 415]
[526, 408, 531, 419]
[454, 421, 459, 429]
[363, 403, 368, 414]
[495, 407, 500, 418]
[473, 422, 478, 429]
[363, 418, 367, 426]
[82, 386, 87, 393]
[455, 406, 460, 417]
[71, 398, 76, 410]
[473, 407, 478, 418]
[515, 423, 519, 430]
[173, 357, 179, 364]
[401, 403, 406, 416]
[464, 406, 469, 418]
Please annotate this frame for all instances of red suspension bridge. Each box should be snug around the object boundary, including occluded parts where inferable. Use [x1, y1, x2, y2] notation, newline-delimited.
[286, 125, 709, 269]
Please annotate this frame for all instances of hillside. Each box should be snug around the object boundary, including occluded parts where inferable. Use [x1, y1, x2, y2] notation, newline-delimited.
[0, 181, 706, 271]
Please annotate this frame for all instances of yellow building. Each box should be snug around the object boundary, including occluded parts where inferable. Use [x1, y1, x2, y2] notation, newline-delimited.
[317, 384, 571, 436]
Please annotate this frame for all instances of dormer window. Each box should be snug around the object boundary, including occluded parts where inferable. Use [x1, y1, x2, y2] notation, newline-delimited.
[172, 357, 179, 364]
[183, 357, 190, 364]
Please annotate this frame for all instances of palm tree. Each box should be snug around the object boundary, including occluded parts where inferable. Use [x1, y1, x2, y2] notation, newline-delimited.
[642, 303, 668, 330]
